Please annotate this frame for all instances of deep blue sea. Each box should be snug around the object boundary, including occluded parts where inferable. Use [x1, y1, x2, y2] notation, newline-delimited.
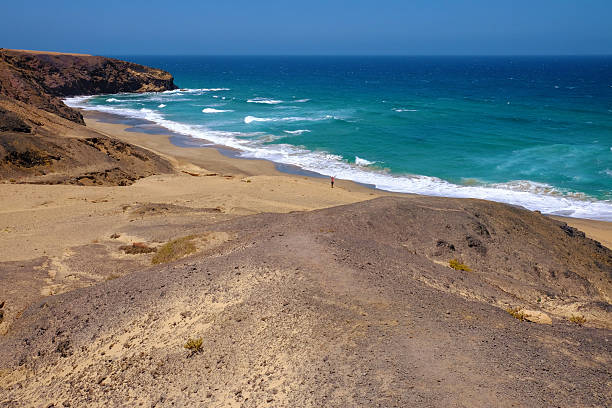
[66, 56, 612, 220]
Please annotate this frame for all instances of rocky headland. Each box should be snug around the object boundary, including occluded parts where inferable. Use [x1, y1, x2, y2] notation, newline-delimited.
[0, 49, 176, 185]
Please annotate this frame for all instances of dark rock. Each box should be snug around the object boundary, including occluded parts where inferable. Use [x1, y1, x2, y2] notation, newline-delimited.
[0, 106, 31, 133]
[560, 224, 586, 238]
[0, 48, 178, 125]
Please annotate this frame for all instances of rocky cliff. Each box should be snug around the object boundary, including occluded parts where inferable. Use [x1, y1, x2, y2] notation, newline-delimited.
[0, 49, 177, 185]
[0, 49, 177, 126]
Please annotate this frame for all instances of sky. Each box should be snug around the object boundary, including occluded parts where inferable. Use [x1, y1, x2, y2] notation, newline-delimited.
[2, 0, 611, 55]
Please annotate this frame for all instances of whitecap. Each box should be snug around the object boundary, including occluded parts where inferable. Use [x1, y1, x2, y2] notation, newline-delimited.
[106, 98, 120, 102]
[293, 99, 310, 103]
[158, 104, 166, 108]
[162, 88, 230, 94]
[245, 115, 333, 124]
[202, 108, 233, 113]
[393, 108, 419, 112]
[355, 156, 376, 166]
[247, 98, 283, 105]
[283, 129, 311, 135]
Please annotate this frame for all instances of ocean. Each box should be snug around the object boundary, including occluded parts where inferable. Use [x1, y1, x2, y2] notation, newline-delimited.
[65, 56, 612, 220]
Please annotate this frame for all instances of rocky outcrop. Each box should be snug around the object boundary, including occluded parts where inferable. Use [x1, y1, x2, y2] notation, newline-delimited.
[0, 49, 177, 185]
[0, 49, 178, 125]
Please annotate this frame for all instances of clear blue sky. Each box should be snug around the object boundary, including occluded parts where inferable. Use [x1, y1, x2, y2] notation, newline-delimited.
[2, 0, 611, 55]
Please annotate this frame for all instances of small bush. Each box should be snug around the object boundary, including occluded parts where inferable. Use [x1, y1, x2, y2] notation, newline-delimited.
[152, 235, 197, 264]
[184, 337, 203, 354]
[120, 242, 157, 255]
[569, 315, 586, 325]
[449, 259, 471, 272]
[506, 307, 526, 321]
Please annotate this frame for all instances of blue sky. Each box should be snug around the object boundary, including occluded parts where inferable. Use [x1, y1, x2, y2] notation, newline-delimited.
[2, 0, 611, 55]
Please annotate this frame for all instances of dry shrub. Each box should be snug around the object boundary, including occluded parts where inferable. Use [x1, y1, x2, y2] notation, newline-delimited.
[152, 235, 197, 264]
[184, 337, 203, 354]
[569, 315, 586, 325]
[449, 259, 471, 272]
[506, 307, 526, 321]
[120, 242, 157, 255]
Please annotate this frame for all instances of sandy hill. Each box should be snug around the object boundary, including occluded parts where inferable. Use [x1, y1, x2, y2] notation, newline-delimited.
[1, 196, 610, 407]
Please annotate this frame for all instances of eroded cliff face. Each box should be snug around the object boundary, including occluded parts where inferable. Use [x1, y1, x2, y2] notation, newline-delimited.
[0, 49, 177, 184]
[0, 49, 178, 126]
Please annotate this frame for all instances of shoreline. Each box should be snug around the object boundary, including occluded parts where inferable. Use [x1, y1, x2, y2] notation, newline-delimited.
[81, 110, 612, 250]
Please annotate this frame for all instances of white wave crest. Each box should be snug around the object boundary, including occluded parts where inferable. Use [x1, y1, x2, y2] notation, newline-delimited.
[158, 104, 166, 108]
[283, 129, 311, 135]
[293, 99, 310, 103]
[245, 115, 333, 124]
[106, 98, 120, 102]
[355, 156, 376, 166]
[202, 108, 233, 113]
[247, 98, 283, 105]
[64, 96, 93, 106]
[162, 88, 230, 94]
[393, 108, 419, 112]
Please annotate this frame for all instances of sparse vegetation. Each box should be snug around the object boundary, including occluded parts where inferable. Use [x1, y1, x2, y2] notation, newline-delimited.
[184, 337, 203, 354]
[449, 259, 471, 272]
[569, 315, 586, 325]
[152, 235, 197, 264]
[120, 242, 157, 255]
[506, 307, 526, 321]
[110, 233, 121, 239]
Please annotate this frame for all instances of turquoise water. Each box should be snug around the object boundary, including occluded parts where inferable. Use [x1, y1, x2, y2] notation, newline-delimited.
[66, 56, 612, 220]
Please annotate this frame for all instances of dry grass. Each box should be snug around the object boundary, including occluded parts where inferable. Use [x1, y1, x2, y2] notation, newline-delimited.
[152, 235, 197, 264]
[119, 242, 157, 255]
[506, 307, 526, 321]
[184, 337, 203, 354]
[569, 315, 586, 325]
[449, 259, 471, 272]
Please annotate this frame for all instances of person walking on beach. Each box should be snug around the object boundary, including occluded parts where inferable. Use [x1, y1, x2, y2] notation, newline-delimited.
[330, 176, 335, 188]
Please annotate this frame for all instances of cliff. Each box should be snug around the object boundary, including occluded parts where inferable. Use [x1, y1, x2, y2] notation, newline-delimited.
[0, 49, 177, 185]
[0, 48, 177, 126]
